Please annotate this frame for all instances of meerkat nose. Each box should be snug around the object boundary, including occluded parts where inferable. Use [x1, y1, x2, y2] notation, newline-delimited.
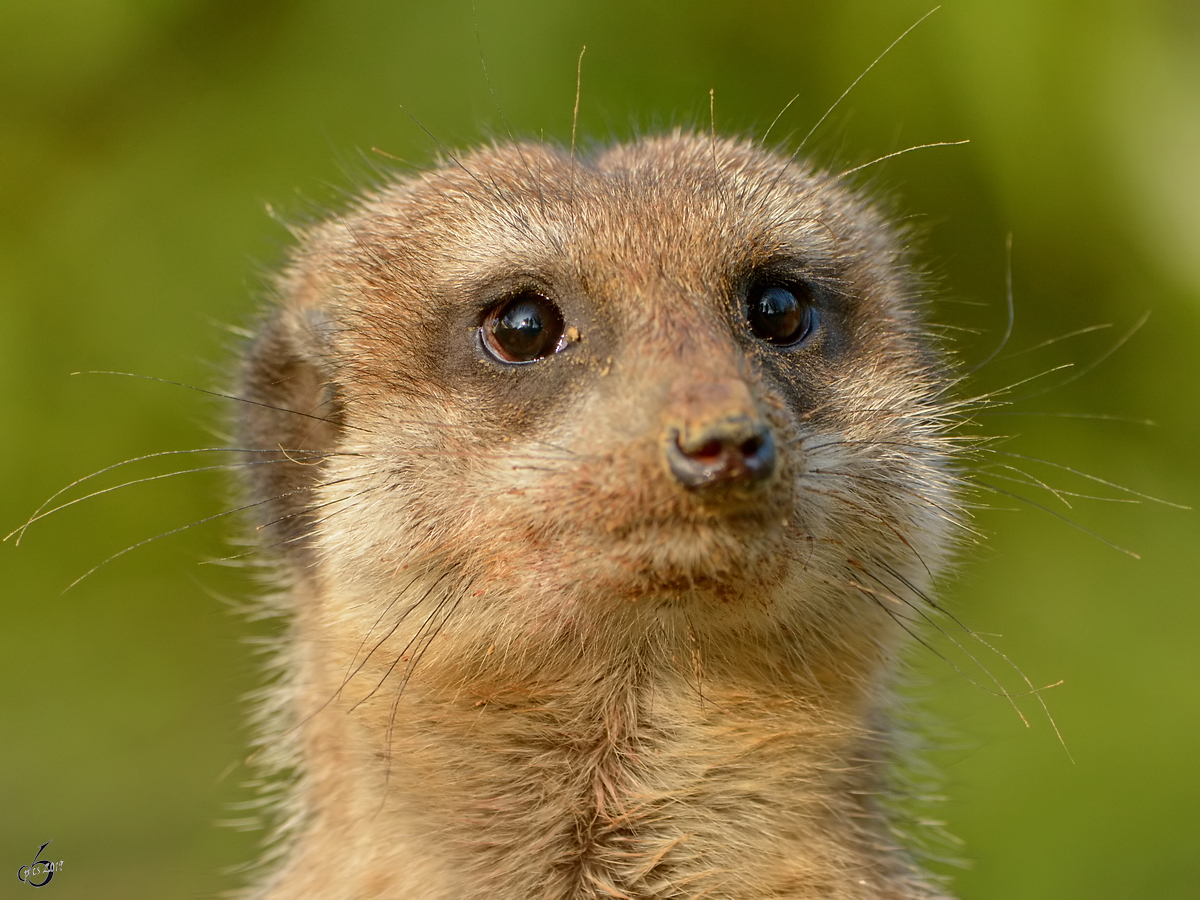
[664, 413, 776, 490]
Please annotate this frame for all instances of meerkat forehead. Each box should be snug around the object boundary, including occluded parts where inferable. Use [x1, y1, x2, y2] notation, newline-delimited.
[293, 134, 908, 326]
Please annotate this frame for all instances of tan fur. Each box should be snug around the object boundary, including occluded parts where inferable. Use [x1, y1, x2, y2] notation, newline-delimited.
[235, 133, 961, 899]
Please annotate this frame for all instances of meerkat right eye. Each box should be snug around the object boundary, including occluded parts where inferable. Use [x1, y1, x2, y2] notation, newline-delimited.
[745, 282, 818, 347]
[480, 292, 567, 364]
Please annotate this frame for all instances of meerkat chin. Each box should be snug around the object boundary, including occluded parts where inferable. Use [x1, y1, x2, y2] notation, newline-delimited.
[236, 132, 962, 899]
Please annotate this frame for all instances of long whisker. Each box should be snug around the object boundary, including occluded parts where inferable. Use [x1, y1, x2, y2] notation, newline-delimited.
[72, 371, 357, 430]
[964, 232, 1016, 376]
[571, 46, 586, 163]
[978, 411, 1156, 425]
[873, 557, 1071, 757]
[353, 576, 457, 712]
[976, 465, 1139, 506]
[995, 323, 1113, 361]
[8, 447, 271, 544]
[852, 578, 1030, 718]
[980, 449, 1187, 508]
[975, 481, 1140, 558]
[803, 470, 974, 538]
[1014, 310, 1151, 401]
[345, 570, 432, 678]
[849, 560, 1070, 758]
[63, 497, 278, 592]
[797, 7, 941, 155]
[379, 587, 467, 808]
[760, 94, 800, 149]
[802, 490, 937, 582]
[272, 571, 443, 741]
[834, 140, 969, 181]
[63, 473, 373, 591]
[10, 455, 332, 542]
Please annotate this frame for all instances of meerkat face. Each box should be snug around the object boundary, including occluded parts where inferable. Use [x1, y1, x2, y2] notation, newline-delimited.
[238, 132, 959, 652]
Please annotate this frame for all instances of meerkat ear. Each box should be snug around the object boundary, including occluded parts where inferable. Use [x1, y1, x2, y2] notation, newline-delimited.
[236, 307, 343, 561]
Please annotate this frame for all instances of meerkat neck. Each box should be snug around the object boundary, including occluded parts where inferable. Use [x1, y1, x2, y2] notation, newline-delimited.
[256, 578, 934, 900]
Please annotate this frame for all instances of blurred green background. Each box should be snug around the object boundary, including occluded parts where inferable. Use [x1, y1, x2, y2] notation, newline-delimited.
[2, 1, 1197, 897]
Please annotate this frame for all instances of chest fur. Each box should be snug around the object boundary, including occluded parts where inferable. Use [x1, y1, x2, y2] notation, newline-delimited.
[343, 672, 902, 898]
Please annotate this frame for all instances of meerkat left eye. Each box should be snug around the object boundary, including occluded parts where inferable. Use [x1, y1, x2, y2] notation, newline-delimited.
[481, 292, 567, 364]
[746, 282, 818, 347]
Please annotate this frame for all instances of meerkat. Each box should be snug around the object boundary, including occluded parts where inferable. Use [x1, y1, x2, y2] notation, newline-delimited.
[235, 131, 963, 899]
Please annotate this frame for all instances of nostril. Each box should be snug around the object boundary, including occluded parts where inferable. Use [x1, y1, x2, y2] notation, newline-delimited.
[740, 436, 764, 459]
[741, 429, 776, 480]
[694, 439, 724, 463]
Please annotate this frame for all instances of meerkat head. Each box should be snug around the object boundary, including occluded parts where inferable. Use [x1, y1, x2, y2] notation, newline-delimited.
[237, 132, 959, 677]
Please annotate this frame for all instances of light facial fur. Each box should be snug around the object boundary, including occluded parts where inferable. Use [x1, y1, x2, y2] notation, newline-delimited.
[236, 132, 963, 899]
